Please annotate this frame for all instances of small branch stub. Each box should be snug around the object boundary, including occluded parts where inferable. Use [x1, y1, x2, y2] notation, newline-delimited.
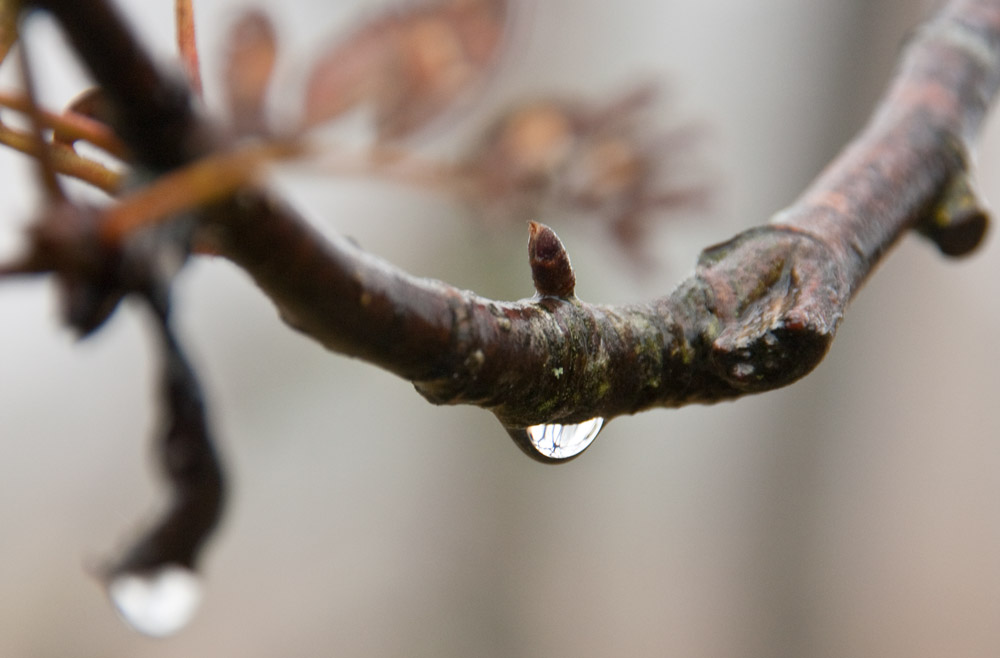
[916, 171, 991, 256]
[527, 221, 575, 298]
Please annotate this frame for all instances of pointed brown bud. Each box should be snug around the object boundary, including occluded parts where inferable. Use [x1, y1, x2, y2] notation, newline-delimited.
[528, 221, 576, 298]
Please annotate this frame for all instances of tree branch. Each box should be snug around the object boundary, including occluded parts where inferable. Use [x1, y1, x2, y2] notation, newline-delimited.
[22, 0, 1000, 435]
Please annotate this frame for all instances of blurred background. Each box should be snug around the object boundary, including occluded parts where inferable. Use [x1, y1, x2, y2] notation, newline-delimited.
[2, 0, 1000, 656]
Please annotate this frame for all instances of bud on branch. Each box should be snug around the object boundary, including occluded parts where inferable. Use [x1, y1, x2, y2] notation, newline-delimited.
[527, 220, 576, 298]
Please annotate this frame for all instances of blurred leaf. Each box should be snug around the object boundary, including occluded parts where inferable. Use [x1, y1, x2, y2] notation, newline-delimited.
[224, 9, 278, 135]
[464, 85, 710, 264]
[303, 12, 389, 129]
[303, 0, 509, 140]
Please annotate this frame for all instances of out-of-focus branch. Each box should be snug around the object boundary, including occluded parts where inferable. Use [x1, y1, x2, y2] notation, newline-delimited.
[19, 0, 1000, 433]
[0, 90, 129, 157]
[25, 0, 215, 171]
[0, 120, 122, 192]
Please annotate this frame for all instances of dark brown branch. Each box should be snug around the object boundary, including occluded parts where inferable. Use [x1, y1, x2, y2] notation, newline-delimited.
[23, 0, 1000, 432]
[108, 296, 225, 577]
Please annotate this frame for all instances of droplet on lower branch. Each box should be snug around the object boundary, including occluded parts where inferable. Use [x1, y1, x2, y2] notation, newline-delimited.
[107, 565, 202, 637]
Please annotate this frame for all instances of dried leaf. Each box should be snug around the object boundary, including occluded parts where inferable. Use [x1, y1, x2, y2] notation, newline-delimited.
[472, 101, 579, 195]
[304, 0, 509, 139]
[224, 9, 278, 135]
[303, 15, 396, 129]
[464, 85, 710, 262]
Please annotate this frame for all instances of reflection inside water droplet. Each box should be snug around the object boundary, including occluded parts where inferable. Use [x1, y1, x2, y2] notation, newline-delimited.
[517, 417, 604, 461]
[108, 565, 202, 637]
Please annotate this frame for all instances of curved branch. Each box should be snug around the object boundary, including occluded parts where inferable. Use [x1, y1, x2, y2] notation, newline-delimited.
[25, 0, 1000, 432]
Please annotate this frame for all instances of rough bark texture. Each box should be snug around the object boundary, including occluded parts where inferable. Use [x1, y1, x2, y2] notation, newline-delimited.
[22, 0, 1000, 431]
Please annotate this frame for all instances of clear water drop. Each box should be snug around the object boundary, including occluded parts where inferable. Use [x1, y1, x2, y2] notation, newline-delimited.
[108, 565, 202, 637]
[515, 417, 604, 461]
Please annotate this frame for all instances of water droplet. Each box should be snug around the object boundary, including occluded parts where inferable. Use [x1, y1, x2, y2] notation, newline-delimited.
[108, 565, 202, 637]
[508, 417, 604, 462]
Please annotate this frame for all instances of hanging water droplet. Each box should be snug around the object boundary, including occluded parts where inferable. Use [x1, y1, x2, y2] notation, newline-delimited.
[107, 565, 202, 637]
[507, 417, 604, 462]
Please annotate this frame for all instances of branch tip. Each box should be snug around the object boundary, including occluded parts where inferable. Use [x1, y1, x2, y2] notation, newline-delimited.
[527, 221, 576, 298]
[916, 172, 990, 256]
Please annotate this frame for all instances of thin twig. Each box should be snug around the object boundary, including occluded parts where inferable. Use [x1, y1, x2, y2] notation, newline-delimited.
[100, 140, 303, 243]
[0, 121, 122, 192]
[0, 90, 129, 158]
[0, 0, 17, 66]
[175, 0, 202, 98]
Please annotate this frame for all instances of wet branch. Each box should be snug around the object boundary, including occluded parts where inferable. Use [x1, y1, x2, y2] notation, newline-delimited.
[21, 0, 1000, 434]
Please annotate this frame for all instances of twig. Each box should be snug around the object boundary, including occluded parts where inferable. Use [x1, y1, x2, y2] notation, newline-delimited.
[0, 0, 17, 66]
[0, 90, 129, 158]
[0, 121, 122, 192]
[175, 0, 203, 98]
[100, 140, 302, 243]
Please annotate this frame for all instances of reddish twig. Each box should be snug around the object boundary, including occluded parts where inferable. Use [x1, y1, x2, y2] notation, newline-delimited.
[0, 121, 123, 192]
[99, 140, 303, 243]
[0, 1, 16, 65]
[0, 90, 129, 158]
[175, 0, 203, 98]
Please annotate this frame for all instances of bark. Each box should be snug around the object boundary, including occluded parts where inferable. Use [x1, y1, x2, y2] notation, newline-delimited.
[22, 0, 1000, 431]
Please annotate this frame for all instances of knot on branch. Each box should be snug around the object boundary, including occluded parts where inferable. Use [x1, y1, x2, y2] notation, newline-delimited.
[697, 227, 848, 391]
[527, 221, 575, 298]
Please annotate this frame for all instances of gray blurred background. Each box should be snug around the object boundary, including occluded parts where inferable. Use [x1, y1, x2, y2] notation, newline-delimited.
[2, 0, 1000, 656]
